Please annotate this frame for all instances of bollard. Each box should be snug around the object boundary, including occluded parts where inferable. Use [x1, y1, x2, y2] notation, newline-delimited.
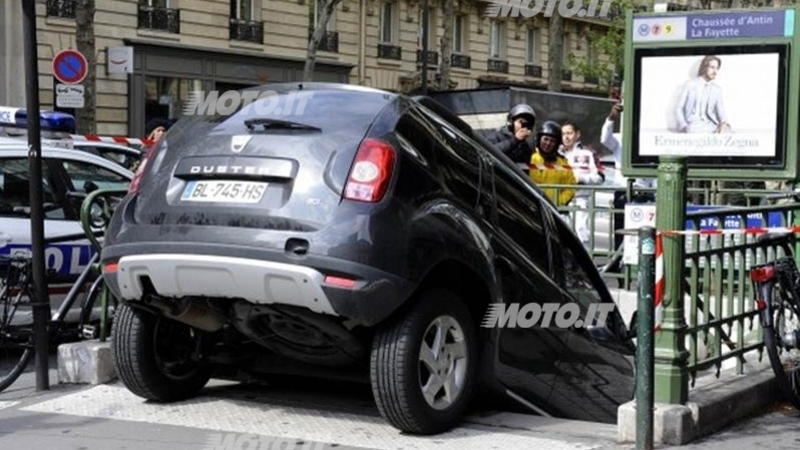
[636, 226, 656, 450]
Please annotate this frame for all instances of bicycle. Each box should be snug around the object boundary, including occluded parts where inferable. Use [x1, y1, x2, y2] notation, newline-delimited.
[0, 188, 125, 392]
[744, 182, 800, 409]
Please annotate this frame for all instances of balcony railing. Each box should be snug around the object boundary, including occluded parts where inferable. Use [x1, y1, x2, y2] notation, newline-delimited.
[525, 64, 542, 78]
[451, 54, 471, 69]
[138, 5, 180, 34]
[488, 59, 509, 74]
[46, 0, 76, 19]
[230, 18, 264, 44]
[308, 30, 339, 53]
[416, 50, 439, 66]
[562, 70, 572, 81]
[584, 75, 599, 85]
[378, 44, 402, 60]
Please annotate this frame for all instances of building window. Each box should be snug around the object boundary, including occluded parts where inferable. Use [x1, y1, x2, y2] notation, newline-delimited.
[144, 76, 203, 129]
[418, 7, 435, 49]
[46, 0, 76, 19]
[230, 0, 255, 20]
[526, 28, 539, 64]
[230, 0, 263, 43]
[380, 2, 398, 44]
[138, 0, 180, 34]
[562, 33, 571, 64]
[453, 15, 467, 55]
[308, 0, 339, 52]
[584, 36, 596, 65]
[309, 0, 336, 31]
[489, 21, 506, 60]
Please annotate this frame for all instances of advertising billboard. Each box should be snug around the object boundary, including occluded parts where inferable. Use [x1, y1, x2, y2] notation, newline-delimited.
[623, 8, 799, 180]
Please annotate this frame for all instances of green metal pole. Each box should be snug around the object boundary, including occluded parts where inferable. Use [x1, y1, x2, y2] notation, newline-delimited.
[636, 226, 656, 450]
[654, 156, 689, 404]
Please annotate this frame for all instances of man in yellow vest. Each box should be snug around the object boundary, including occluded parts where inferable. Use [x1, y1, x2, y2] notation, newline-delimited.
[529, 120, 576, 207]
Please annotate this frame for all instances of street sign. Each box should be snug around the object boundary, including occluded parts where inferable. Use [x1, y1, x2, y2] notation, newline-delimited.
[56, 83, 85, 108]
[623, 7, 800, 180]
[107, 46, 133, 74]
[52, 49, 88, 85]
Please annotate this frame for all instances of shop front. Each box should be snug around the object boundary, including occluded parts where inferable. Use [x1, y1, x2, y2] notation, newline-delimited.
[124, 39, 354, 137]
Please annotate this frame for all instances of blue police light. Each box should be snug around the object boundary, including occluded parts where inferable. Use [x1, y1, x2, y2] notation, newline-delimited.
[0, 107, 76, 133]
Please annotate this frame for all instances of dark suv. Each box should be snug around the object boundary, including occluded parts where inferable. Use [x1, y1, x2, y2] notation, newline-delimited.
[102, 83, 635, 435]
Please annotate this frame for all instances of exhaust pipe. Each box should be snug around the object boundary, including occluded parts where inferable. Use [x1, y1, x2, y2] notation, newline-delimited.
[147, 297, 225, 333]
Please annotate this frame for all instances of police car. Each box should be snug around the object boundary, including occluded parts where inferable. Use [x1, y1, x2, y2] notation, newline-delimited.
[0, 107, 132, 300]
[0, 107, 143, 172]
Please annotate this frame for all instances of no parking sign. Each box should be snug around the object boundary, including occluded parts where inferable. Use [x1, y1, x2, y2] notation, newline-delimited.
[52, 49, 88, 85]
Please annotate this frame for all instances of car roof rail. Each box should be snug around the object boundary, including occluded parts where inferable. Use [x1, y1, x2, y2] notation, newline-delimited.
[411, 95, 475, 137]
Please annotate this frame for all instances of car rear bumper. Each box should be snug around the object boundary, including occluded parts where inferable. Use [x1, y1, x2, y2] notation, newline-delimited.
[102, 244, 416, 327]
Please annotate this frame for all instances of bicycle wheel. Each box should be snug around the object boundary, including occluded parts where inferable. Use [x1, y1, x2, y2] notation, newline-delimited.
[0, 287, 34, 392]
[763, 259, 800, 409]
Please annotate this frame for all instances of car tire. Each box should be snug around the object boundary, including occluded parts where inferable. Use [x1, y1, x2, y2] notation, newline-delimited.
[112, 302, 212, 402]
[370, 289, 478, 435]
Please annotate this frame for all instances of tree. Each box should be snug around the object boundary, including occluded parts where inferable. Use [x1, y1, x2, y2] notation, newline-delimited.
[547, 12, 563, 92]
[75, 0, 96, 134]
[304, 0, 343, 81]
[567, 0, 641, 92]
[438, 0, 454, 90]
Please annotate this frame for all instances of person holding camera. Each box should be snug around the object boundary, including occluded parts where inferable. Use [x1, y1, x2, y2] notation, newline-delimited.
[488, 104, 536, 173]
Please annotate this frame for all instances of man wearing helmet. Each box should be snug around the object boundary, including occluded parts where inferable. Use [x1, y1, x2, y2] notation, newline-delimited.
[489, 104, 537, 171]
[529, 120, 576, 207]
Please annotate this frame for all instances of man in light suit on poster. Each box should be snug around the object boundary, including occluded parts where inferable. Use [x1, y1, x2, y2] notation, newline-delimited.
[675, 55, 732, 134]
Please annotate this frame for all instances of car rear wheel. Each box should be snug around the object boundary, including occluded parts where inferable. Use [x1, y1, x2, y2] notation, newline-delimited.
[370, 289, 478, 434]
[112, 302, 212, 402]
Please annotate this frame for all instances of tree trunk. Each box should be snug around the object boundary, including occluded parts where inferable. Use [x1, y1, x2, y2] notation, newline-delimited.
[547, 12, 563, 92]
[75, 0, 96, 134]
[303, 0, 341, 82]
[438, 0, 454, 91]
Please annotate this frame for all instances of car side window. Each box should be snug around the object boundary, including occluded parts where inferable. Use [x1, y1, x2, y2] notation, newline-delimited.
[58, 159, 130, 193]
[0, 157, 62, 219]
[558, 222, 603, 309]
[491, 163, 551, 272]
[417, 108, 481, 168]
[396, 113, 435, 167]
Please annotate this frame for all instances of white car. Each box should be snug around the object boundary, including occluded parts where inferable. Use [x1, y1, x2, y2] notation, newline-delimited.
[0, 143, 132, 305]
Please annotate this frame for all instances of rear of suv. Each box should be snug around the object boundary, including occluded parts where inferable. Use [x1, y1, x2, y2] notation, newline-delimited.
[102, 83, 634, 434]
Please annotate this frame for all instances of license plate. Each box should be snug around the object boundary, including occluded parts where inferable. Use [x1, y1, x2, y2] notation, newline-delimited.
[181, 180, 268, 203]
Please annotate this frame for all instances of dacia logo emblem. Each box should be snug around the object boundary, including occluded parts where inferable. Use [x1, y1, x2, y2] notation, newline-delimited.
[231, 135, 252, 153]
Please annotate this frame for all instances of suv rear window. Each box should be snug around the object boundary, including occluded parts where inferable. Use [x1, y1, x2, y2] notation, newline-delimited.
[167, 88, 396, 139]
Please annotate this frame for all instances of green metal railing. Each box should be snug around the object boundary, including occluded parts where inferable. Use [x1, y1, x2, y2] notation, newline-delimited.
[540, 176, 799, 404]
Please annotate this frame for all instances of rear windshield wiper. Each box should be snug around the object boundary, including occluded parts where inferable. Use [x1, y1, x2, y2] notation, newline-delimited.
[244, 118, 322, 132]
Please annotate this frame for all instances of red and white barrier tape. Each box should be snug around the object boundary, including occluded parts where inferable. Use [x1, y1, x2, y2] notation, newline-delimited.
[654, 233, 664, 332]
[68, 134, 153, 147]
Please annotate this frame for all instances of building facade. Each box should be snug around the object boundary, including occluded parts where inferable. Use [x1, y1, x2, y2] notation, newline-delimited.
[1, 0, 611, 137]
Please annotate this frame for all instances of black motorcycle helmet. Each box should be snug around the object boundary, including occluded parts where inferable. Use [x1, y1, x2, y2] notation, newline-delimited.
[536, 120, 563, 149]
[507, 104, 536, 132]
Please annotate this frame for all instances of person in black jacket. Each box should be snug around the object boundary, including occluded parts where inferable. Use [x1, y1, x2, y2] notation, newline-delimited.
[488, 104, 536, 172]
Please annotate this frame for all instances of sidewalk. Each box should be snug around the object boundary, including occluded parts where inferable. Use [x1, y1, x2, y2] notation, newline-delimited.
[0, 358, 794, 450]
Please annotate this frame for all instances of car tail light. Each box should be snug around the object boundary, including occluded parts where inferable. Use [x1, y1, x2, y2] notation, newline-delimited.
[750, 266, 775, 283]
[343, 138, 396, 203]
[128, 144, 160, 195]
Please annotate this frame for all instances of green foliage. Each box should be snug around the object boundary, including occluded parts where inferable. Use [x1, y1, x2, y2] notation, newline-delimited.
[568, 0, 649, 91]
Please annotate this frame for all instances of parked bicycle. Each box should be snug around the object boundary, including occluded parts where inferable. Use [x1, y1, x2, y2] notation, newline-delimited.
[748, 187, 800, 408]
[0, 188, 126, 392]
